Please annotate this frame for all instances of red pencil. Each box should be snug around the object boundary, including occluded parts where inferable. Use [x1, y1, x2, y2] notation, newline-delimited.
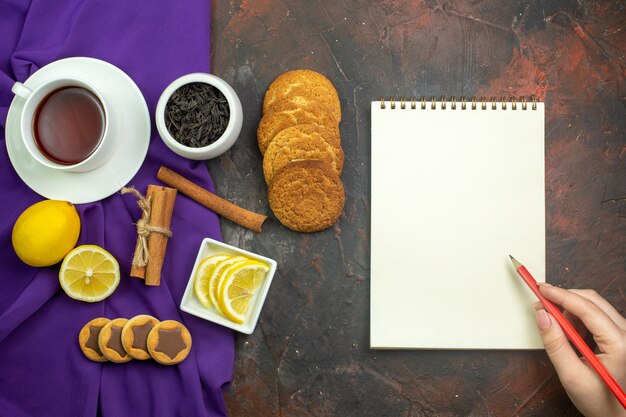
[509, 255, 626, 409]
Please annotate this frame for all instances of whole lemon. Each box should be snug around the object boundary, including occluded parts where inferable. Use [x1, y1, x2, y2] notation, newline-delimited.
[12, 200, 81, 267]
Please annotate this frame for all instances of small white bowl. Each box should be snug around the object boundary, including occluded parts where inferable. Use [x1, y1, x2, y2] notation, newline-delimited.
[180, 238, 277, 334]
[155, 73, 243, 160]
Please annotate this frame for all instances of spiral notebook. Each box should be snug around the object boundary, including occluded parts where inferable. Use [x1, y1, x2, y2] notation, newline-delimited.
[370, 97, 545, 350]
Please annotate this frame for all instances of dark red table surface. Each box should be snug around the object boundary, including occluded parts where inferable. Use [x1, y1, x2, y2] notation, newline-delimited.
[208, 1, 625, 416]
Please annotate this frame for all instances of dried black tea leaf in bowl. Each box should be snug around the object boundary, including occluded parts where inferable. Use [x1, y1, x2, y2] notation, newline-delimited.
[165, 82, 230, 148]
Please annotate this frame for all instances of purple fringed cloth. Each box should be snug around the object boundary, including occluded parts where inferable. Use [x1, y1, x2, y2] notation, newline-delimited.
[0, 1, 234, 416]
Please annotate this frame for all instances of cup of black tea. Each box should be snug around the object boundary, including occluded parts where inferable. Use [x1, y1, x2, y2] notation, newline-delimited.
[12, 77, 116, 172]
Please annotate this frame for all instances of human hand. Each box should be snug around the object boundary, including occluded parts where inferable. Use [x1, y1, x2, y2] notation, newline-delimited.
[534, 284, 626, 417]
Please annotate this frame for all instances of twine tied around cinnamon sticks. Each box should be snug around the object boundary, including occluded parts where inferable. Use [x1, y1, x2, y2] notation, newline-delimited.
[121, 187, 173, 268]
[122, 185, 177, 286]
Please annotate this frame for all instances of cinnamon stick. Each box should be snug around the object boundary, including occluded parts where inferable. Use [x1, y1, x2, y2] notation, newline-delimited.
[144, 186, 177, 286]
[129, 186, 157, 279]
[157, 166, 267, 233]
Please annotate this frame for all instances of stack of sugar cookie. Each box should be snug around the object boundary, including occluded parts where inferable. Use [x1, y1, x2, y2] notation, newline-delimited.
[78, 315, 192, 365]
[258, 69, 346, 232]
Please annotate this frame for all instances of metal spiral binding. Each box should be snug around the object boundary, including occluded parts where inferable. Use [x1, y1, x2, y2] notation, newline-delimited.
[379, 95, 538, 110]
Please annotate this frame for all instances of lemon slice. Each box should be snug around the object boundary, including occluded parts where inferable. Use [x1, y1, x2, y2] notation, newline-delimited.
[218, 260, 269, 324]
[193, 254, 232, 308]
[208, 256, 249, 313]
[59, 245, 120, 302]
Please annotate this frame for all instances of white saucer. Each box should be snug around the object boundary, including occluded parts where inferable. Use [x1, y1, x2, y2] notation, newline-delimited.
[5, 57, 150, 204]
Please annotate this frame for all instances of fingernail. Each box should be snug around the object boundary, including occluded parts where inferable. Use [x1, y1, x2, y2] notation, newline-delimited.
[538, 282, 552, 287]
[536, 309, 552, 330]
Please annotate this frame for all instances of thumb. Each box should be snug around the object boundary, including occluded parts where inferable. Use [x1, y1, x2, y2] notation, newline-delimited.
[535, 309, 586, 383]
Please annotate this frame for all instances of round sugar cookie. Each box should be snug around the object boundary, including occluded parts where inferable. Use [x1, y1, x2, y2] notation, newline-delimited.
[266, 86, 341, 123]
[263, 70, 341, 121]
[98, 318, 132, 363]
[263, 125, 344, 184]
[278, 123, 342, 149]
[121, 315, 160, 360]
[257, 102, 339, 155]
[147, 320, 192, 365]
[78, 317, 110, 362]
[268, 160, 345, 232]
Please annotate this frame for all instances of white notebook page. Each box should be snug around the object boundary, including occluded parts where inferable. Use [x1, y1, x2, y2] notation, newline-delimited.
[370, 100, 545, 349]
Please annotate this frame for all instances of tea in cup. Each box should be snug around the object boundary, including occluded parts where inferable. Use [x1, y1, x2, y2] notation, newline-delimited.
[12, 77, 116, 172]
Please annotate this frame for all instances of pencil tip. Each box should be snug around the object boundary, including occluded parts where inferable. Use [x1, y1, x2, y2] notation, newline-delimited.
[509, 255, 522, 269]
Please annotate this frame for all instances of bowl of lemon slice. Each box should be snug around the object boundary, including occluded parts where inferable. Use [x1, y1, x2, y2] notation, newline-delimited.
[180, 238, 277, 334]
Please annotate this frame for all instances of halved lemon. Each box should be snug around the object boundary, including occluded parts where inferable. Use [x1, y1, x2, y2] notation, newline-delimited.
[218, 260, 269, 324]
[59, 245, 120, 302]
[194, 254, 232, 308]
[208, 256, 248, 314]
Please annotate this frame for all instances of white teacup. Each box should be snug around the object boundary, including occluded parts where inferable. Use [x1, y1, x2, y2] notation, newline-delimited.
[12, 77, 116, 172]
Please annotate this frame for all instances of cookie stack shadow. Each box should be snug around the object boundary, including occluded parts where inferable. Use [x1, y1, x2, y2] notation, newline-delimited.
[258, 69, 346, 233]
